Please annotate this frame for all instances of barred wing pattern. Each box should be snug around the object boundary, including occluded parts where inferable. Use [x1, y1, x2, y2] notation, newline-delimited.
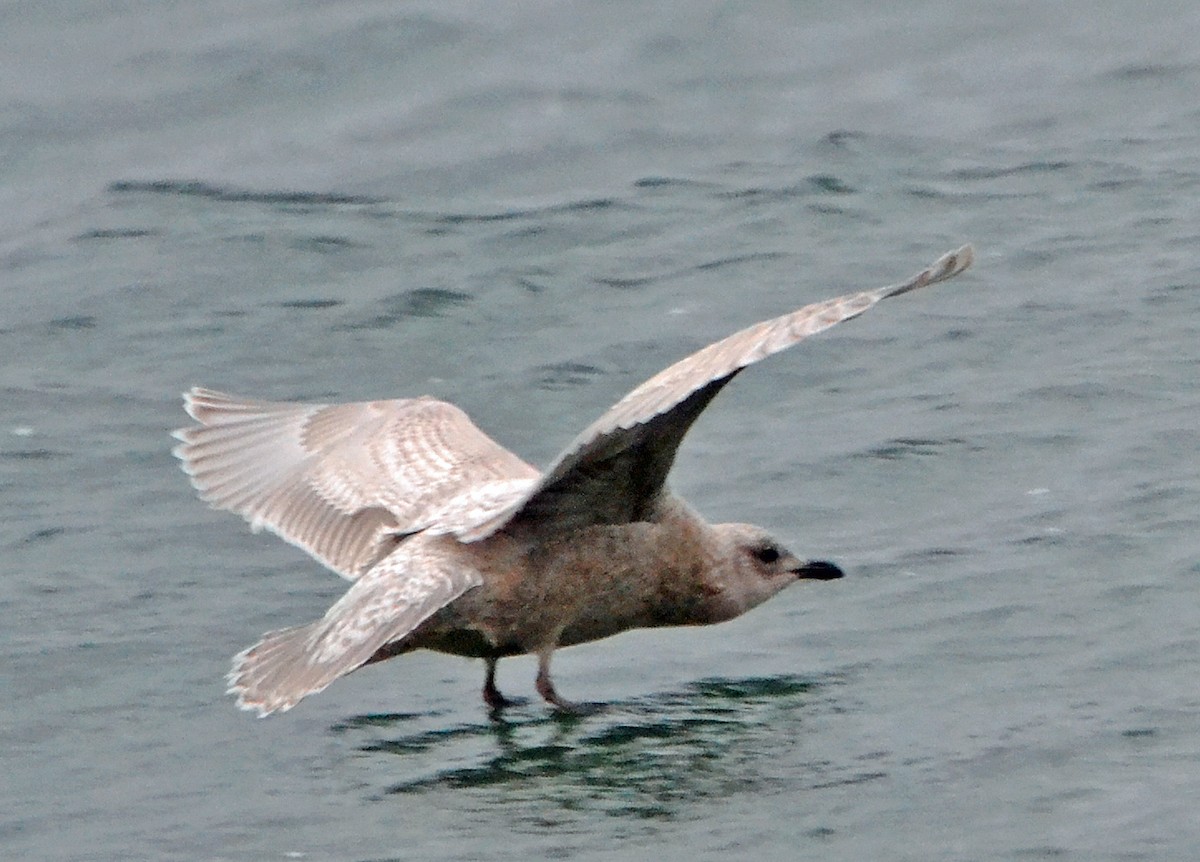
[173, 389, 538, 579]
[463, 244, 974, 540]
[226, 538, 480, 716]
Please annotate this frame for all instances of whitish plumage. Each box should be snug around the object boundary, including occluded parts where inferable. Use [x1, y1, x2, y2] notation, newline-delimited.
[173, 244, 973, 716]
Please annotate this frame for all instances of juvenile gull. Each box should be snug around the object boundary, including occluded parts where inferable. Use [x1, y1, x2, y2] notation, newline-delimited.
[173, 244, 973, 716]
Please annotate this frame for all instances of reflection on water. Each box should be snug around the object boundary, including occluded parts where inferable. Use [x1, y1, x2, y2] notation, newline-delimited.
[328, 675, 878, 821]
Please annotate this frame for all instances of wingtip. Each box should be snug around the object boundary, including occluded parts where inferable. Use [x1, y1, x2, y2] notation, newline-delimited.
[923, 243, 974, 285]
[180, 387, 204, 422]
[227, 649, 291, 718]
[180, 386, 231, 423]
[881, 243, 975, 300]
[941, 243, 974, 278]
[227, 687, 282, 718]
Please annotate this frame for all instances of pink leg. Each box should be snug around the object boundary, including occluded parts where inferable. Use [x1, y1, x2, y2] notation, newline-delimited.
[535, 647, 596, 714]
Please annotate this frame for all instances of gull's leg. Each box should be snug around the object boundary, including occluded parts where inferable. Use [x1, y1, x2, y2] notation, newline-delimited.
[482, 656, 525, 710]
[535, 646, 601, 715]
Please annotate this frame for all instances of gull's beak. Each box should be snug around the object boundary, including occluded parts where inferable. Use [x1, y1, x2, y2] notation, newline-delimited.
[792, 560, 845, 581]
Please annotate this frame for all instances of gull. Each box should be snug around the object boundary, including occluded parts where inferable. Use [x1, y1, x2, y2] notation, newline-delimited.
[173, 244, 973, 716]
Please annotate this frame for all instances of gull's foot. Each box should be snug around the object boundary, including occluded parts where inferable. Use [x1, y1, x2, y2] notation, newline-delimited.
[485, 693, 530, 713]
[483, 657, 529, 712]
[482, 686, 528, 712]
[535, 671, 604, 716]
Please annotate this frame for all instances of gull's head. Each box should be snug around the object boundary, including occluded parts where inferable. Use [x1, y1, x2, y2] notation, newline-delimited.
[700, 523, 844, 623]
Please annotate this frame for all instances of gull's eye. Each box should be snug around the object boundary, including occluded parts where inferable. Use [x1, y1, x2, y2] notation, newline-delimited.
[753, 546, 780, 564]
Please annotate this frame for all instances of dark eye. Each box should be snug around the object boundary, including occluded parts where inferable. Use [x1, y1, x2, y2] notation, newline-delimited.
[753, 546, 780, 564]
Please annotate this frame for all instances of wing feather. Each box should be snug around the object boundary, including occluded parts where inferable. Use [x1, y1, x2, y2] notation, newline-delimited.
[173, 388, 538, 578]
[227, 539, 480, 716]
[462, 244, 974, 540]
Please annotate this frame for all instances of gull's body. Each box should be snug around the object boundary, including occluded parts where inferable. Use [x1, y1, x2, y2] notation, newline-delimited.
[173, 245, 972, 716]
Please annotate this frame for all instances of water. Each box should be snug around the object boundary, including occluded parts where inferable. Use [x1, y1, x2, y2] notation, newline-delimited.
[3, 1, 1199, 859]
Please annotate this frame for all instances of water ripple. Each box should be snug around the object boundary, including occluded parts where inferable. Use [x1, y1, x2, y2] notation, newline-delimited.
[109, 179, 382, 206]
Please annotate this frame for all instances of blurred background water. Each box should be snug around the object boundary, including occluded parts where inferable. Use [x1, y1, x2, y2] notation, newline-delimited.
[3, 2, 1199, 860]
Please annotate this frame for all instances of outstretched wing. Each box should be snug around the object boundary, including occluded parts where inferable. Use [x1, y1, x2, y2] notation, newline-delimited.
[173, 388, 538, 579]
[461, 244, 974, 540]
[227, 537, 478, 716]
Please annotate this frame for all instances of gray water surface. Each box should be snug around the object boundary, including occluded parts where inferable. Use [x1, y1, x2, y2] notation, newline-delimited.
[3, 2, 1199, 860]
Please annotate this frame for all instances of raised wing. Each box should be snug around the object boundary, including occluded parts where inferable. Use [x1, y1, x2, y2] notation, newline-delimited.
[461, 244, 974, 540]
[173, 388, 538, 578]
[226, 538, 479, 716]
